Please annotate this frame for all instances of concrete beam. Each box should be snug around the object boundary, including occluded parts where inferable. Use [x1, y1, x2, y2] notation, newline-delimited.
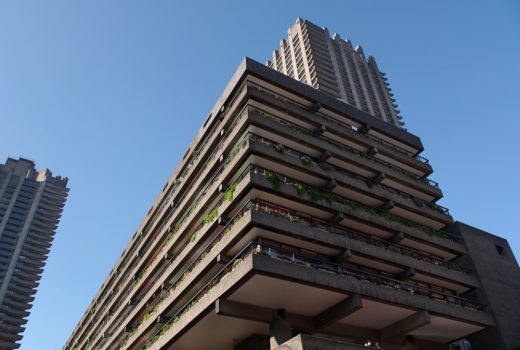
[319, 150, 332, 162]
[381, 310, 430, 342]
[380, 200, 395, 212]
[388, 232, 405, 243]
[366, 146, 379, 158]
[366, 171, 385, 188]
[329, 212, 345, 224]
[215, 299, 274, 324]
[215, 299, 314, 332]
[334, 249, 353, 264]
[314, 124, 326, 136]
[270, 309, 292, 348]
[396, 267, 416, 282]
[323, 179, 338, 192]
[307, 102, 322, 114]
[358, 124, 371, 134]
[313, 294, 362, 332]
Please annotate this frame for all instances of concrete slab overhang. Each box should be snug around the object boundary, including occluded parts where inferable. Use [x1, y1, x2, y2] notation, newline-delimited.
[149, 251, 491, 350]
[246, 111, 441, 205]
[246, 210, 479, 293]
[243, 162, 464, 259]
[245, 87, 431, 177]
[234, 58, 425, 154]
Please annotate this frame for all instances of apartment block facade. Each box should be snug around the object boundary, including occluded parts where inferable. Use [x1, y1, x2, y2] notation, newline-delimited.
[267, 18, 403, 128]
[63, 54, 514, 349]
[64, 17, 520, 350]
[0, 157, 69, 349]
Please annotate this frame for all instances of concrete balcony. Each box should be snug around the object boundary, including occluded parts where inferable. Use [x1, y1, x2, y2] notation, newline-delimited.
[244, 133, 451, 228]
[245, 201, 478, 294]
[246, 110, 440, 202]
[245, 164, 464, 260]
[246, 89, 431, 176]
[105, 189, 483, 350]
[130, 241, 492, 350]
[71, 105, 256, 349]
[242, 63, 424, 155]
[246, 108, 435, 198]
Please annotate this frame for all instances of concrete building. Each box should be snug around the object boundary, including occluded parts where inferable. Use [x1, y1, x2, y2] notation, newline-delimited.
[63, 20, 518, 350]
[0, 157, 69, 349]
[267, 18, 403, 128]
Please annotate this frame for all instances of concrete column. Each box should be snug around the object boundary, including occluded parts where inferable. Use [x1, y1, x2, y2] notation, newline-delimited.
[269, 309, 292, 349]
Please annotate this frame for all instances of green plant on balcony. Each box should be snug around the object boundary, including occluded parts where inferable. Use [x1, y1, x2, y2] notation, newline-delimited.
[181, 271, 190, 282]
[265, 171, 281, 191]
[224, 179, 241, 201]
[345, 201, 362, 210]
[291, 182, 306, 196]
[300, 155, 312, 166]
[204, 208, 218, 224]
[190, 233, 197, 243]
[231, 258, 242, 270]
[143, 305, 157, 322]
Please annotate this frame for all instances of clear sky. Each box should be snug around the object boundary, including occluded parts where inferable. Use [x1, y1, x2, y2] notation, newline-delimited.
[0, 1, 518, 349]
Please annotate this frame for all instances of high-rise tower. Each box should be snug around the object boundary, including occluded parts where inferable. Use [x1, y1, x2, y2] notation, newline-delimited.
[63, 19, 519, 350]
[267, 18, 403, 128]
[0, 157, 69, 349]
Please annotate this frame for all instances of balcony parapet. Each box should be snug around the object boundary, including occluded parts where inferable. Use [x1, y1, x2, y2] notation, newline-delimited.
[248, 197, 470, 275]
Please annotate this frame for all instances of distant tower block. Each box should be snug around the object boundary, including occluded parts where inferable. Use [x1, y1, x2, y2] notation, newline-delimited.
[267, 18, 404, 127]
[0, 158, 69, 349]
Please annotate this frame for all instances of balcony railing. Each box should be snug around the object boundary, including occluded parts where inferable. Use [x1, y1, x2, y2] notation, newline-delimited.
[138, 235, 257, 349]
[138, 238, 483, 349]
[257, 242, 483, 310]
[120, 198, 256, 349]
[245, 113, 448, 214]
[249, 197, 469, 274]
[247, 105, 439, 193]
[78, 131, 252, 350]
[246, 143, 458, 242]
[247, 82, 430, 164]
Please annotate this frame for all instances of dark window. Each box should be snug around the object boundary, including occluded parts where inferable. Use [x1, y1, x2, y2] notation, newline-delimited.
[495, 245, 506, 256]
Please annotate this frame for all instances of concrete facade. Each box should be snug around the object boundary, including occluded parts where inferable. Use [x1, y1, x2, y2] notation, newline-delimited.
[63, 57, 504, 350]
[63, 20, 518, 350]
[0, 157, 69, 349]
[449, 222, 520, 350]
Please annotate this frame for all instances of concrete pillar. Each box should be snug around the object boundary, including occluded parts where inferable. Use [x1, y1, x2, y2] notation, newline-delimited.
[269, 309, 292, 349]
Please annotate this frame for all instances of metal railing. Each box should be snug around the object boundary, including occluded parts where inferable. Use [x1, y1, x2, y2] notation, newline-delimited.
[257, 242, 482, 310]
[247, 81, 430, 165]
[249, 196, 469, 274]
[137, 237, 483, 349]
[248, 135, 457, 241]
[247, 105, 439, 189]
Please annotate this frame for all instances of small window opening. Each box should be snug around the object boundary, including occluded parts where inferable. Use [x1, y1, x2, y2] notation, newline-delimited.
[495, 245, 506, 256]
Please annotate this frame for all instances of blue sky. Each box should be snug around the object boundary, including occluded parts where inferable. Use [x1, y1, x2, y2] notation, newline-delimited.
[0, 1, 518, 349]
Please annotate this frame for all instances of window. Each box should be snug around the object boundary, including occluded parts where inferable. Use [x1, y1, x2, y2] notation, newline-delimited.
[495, 245, 506, 256]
